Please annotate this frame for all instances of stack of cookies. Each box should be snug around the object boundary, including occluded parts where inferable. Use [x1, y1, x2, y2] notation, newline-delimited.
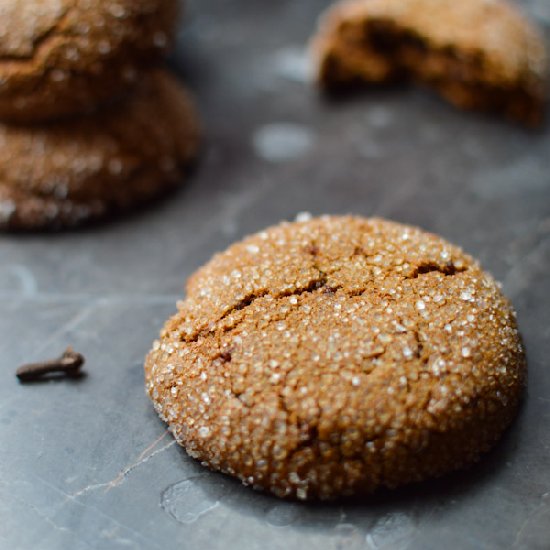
[0, 0, 200, 231]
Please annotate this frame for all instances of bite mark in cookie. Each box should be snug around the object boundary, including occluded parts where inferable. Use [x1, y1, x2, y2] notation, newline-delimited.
[312, 0, 548, 126]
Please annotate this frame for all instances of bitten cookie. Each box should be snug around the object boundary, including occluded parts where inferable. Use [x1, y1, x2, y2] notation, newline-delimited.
[0, 70, 199, 231]
[145, 216, 526, 501]
[0, 0, 179, 122]
[312, 0, 548, 126]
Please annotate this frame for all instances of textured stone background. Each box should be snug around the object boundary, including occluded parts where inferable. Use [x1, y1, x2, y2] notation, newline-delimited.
[0, 1, 549, 548]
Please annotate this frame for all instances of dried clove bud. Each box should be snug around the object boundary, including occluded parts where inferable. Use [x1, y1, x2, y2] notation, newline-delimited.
[16, 347, 85, 382]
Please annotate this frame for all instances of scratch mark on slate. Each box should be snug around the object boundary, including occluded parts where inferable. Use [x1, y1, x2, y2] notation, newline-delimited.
[28, 300, 101, 360]
[72, 435, 176, 497]
[513, 492, 550, 548]
[30, 475, 163, 549]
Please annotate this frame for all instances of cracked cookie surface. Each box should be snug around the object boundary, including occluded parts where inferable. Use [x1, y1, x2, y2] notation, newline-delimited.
[312, 0, 548, 126]
[0, 69, 199, 231]
[0, 0, 179, 122]
[145, 216, 526, 500]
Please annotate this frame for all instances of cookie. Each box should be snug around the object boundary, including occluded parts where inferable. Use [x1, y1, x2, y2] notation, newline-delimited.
[0, 0, 179, 123]
[0, 70, 199, 231]
[145, 215, 526, 500]
[312, 0, 548, 126]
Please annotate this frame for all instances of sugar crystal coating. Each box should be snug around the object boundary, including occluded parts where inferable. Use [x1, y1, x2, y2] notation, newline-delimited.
[145, 216, 526, 500]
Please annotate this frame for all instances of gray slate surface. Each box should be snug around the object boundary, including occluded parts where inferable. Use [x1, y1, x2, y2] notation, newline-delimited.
[1, 1, 549, 548]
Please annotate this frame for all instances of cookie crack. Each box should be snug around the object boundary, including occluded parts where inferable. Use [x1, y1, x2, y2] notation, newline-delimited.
[185, 271, 329, 344]
[321, 246, 469, 282]
[182, 243, 469, 347]
[410, 262, 467, 278]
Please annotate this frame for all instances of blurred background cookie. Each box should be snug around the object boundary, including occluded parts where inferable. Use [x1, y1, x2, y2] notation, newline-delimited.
[0, 0, 179, 123]
[0, 70, 199, 230]
[312, 0, 548, 126]
[145, 216, 526, 500]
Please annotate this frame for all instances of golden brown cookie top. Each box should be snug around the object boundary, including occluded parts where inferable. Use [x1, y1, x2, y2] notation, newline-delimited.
[146, 216, 525, 499]
[316, 0, 547, 85]
[166, 216, 495, 341]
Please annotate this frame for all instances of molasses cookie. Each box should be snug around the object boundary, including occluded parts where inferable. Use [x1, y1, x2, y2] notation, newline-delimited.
[145, 216, 526, 500]
[0, 70, 199, 231]
[311, 0, 548, 126]
[0, 0, 179, 122]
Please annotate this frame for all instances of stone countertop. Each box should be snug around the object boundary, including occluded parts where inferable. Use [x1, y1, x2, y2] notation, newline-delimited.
[1, 1, 549, 548]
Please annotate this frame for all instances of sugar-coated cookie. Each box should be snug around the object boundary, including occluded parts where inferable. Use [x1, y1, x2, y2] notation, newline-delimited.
[145, 216, 526, 500]
[0, 70, 199, 231]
